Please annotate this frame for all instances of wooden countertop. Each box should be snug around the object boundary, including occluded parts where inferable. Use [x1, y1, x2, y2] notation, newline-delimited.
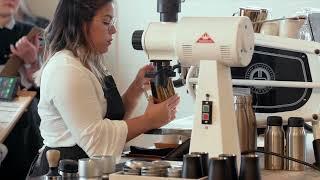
[0, 91, 36, 143]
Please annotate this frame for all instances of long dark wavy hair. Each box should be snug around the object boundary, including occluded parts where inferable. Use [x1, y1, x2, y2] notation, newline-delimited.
[36, 0, 113, 86]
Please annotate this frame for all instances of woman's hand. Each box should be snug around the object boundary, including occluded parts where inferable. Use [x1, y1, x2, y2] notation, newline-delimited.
[144, 94, 180, 129]
[133, 64, 154, 90]
[10, 34, 40, 65]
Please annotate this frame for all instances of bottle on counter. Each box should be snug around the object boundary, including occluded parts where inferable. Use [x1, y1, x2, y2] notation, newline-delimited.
[244, 95, 257, 151]
[234, 93, 257, 153]
[264, 116, 285, 170]
[286, 117, 306, 171]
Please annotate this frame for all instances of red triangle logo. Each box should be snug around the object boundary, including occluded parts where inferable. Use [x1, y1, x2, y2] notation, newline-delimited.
[197, 32, 214, 43]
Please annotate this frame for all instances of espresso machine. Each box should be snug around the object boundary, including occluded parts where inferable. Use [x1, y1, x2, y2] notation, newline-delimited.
[186, 34, 320, 126]
[184, 33, 320, 169]
[132, 0, 320, 173]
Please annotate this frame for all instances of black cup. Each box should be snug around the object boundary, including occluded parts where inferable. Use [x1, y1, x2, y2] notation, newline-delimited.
[182, 154, 203, 178]
[191, 152, 209, 176]
[219, 154, 238, 180]
[208, 157, 228, 180]
[239, 154, 261, 180]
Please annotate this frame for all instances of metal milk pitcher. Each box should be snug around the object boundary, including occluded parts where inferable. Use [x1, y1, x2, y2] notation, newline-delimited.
[234, 94, 257, 153]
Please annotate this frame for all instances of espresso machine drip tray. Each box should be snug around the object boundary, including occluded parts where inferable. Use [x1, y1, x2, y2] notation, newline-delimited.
[232, 45, 312, 113]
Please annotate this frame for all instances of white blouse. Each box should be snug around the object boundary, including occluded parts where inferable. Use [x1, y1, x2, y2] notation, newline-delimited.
[38, 50, 128, 159]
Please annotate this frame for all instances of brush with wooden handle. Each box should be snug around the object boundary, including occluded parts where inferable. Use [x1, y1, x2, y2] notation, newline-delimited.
[0, 26, 43, 76]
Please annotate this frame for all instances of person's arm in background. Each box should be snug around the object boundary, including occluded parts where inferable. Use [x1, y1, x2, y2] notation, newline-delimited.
[122, 64, 154, 119]
[10, 33, 40, 85]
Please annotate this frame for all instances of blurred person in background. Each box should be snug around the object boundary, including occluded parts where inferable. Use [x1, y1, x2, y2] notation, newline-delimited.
[0, 0, 44, 179]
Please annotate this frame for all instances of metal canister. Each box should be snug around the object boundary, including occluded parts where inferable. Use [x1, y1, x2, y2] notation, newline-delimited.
[264, 116, 285, 170]
[234, 94, 257, 152]
[244, 95, 257, 151]
[78, 158, 102, 180]
[92, 155, 116, 180]
[286, 117, 306, 171]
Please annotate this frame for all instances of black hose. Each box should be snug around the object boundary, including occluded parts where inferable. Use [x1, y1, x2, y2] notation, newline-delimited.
[242, 150, 320, 172]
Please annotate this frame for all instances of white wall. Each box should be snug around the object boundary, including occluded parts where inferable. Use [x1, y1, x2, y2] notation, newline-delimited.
[111, 0, 320, 120]
[25, 0, 59, 20]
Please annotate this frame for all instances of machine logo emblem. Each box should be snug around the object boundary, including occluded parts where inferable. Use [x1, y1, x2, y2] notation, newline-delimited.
[197, 32, 214, 43]
[245, 63, 275, 94]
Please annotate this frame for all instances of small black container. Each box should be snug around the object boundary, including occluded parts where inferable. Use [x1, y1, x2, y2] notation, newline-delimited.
[191, 152, 209, 176]
[208, 157, 228, 180]
[182, 154, 203, 179]
[239, 154, 261, 180]
[219, 154, 238, 180]
[58, 159, 78, 179]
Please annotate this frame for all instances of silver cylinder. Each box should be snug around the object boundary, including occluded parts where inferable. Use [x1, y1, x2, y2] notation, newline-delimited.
[286, 117, 306, 171]
[78, 158, 102, 180]
[244, 95, 257, 150]
[234, 94, 257, 152]
[264, 116, 285, 170]
[92, 155, 116, 174]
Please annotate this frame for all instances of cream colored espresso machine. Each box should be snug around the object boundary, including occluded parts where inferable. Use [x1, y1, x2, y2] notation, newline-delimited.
[132, 16, 255, 165]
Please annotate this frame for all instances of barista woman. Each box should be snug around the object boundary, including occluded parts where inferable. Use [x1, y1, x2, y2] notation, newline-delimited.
[29, 0, 180, 177]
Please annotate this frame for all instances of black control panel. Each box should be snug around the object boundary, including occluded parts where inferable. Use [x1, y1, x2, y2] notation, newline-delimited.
[201, 101, 213, 124]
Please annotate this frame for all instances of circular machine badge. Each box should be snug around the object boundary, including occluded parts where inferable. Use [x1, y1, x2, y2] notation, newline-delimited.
[245, 63, 275, 94]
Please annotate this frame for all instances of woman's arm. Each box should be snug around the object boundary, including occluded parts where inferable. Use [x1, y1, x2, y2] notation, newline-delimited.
[125, 95, 180, 141]
[11, 34, 41, 85]
[47, 59, 179, 156]
[122, 64, 154, 119]
[48, 63, 128, 158]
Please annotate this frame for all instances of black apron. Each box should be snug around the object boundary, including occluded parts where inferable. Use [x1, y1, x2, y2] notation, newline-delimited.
[28, 75, 125, 177]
